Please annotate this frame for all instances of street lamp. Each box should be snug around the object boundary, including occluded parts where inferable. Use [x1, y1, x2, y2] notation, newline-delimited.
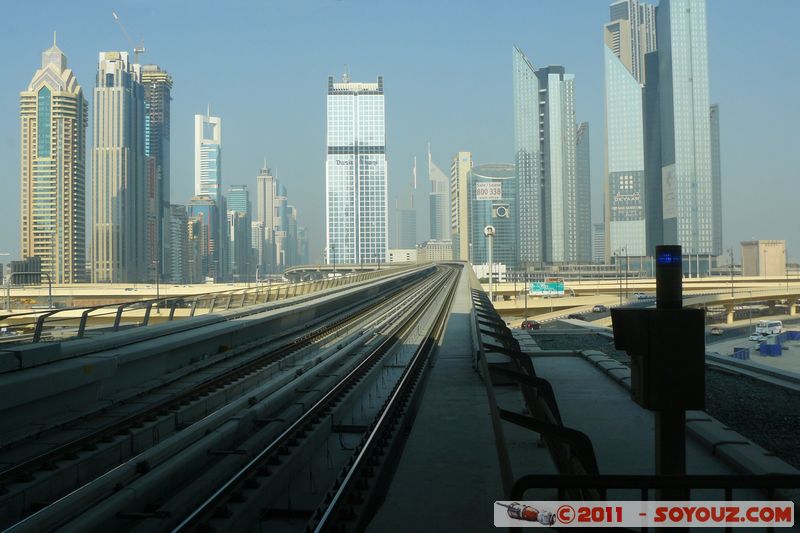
[623, 247, 629, 299]
[728, 248, 734, 297]
[153, 258, 160, 314]
[484, 225, 496, 302]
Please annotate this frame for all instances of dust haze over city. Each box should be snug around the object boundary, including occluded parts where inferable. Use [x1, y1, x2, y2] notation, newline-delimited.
[1, 1, 800, 532]
[0, 0, 799, 268]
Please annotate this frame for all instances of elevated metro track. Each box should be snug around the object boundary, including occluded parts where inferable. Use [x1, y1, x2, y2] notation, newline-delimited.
[0, 264, 461, 532]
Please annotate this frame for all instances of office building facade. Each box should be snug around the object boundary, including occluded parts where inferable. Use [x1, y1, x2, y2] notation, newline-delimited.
[604, 0, 657, 262]
[395, 205, 417, 249]
[657, 0, 718, 273]
[575, 122, 592, 262]
[428, 146, 450, 241]
[325, 74, 387, 264]
[449, 151, 473, 261]
[141, 65, 172, 281]
[227, 184, 252, 280]
[20, 39, 87, 284]
[255, 165, 276, 269]
[91, 51, 146, 283]
[513, 47, 543, 264]
[513, 47, 586, 264]
[468, 164, 517, 268]
[165, 204, 188, 284]
[188, 195, 220, 281]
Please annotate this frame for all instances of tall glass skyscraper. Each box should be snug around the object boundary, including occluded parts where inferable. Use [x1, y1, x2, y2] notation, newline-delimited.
[428, 146, 450, 241]
[469, 164, 517, 268]
[449, 151, 473, 261]
[194, 110, 227, 279]
[194, 111, 222, 204]
[141, 65, 172, 281]
[325, 74, 387, 264]
[575, 122, 592, 262]
[92, 51, 146, 283]
[227, 184, 252, 280]
[20, 38, 87, 284]
[657, 0, 718, 273]
[512, 46, 543, 264]
[513, 47, 588, 264]
[604, 0, 657, 262]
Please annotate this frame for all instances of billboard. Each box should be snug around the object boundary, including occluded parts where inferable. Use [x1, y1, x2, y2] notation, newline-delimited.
[530, 280, 564, 297]
[476, 182, 502, 200]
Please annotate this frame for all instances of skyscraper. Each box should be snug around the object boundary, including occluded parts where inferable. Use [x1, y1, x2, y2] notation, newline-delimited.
[141, 65, 172, 281]
[604, 0, 657, 263]
[188, 195, 220, 281]
[592, 223, 606, 264]
[227, 184, 252, 280]
[255, 164, 276, 269]
[428, 145, 450, 241]
[20, 37, 87, 284]
[194, 111, 222, 203]
[513, 47, 585, 264]
[165, 204, 188, 284]
[273, 182, 289, 268]
[394, 202, 417, 249]
[449, 151, 473, 261]
[710, 104, 722, 261]
[512, 47, 543, 265]
[296, 226, 309, 265]
[575, 122, 592, 262]
[194, 110, 226, 280]
[468, 164, 517, 268]
[92, 51, 146, 283]
[325, 74, 387, 264]
[657, 0, 718, 273]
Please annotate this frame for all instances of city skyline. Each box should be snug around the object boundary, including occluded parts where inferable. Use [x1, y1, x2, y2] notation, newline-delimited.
[1, 1, 798, 264]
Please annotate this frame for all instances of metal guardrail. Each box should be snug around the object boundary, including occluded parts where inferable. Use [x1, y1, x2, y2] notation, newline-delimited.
[470, 280, 800, 532]
[471, 287, 602, 501]
[0, 268, 407, 345]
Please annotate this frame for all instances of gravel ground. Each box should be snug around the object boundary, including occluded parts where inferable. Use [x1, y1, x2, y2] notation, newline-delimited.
[529, 330, 800, 470]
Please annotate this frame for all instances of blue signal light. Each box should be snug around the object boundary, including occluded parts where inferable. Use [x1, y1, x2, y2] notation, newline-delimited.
[657, 251, 682, 265]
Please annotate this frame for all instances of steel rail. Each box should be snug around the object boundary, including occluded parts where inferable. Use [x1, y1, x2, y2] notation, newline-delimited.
[171, 269, 455, 532]
[0, 269, 435, 494]
[309, 267, 460, 532]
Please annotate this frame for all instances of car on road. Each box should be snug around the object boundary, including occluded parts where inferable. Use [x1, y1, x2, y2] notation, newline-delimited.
[748, 333, 761, 341]
[634, 292, 652, 300]
[566, 313, 586, 321]
[709, 326, 723, 336]
[521, 319, 540, 330]
[592, 304, 608, 313]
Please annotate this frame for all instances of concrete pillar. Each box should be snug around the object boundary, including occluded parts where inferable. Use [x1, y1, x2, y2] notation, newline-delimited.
[791, 304, 798, 316]
[726, 304, 735, 324]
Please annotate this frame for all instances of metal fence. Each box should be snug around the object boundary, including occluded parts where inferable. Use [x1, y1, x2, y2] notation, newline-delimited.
[0, 268, 404, 346]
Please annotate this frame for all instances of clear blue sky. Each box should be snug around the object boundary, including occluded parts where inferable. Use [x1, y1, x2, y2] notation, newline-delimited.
[1, 0, 798, 263]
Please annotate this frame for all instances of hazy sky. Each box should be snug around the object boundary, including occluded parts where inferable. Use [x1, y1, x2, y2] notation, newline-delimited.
[1, 0, 798, 263]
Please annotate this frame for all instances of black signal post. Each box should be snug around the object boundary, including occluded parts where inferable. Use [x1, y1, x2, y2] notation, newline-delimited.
[611, 245, 705, 499]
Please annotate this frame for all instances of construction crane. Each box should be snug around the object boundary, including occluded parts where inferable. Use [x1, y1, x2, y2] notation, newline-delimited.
[112, 11, 145, 64]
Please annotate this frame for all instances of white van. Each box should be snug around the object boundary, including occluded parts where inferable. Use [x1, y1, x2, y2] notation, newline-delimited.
[755, 320, 783, 336]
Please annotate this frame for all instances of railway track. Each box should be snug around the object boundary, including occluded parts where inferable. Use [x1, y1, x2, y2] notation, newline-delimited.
[0, 267, 444, 531]
[0, 264, 453, 531]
